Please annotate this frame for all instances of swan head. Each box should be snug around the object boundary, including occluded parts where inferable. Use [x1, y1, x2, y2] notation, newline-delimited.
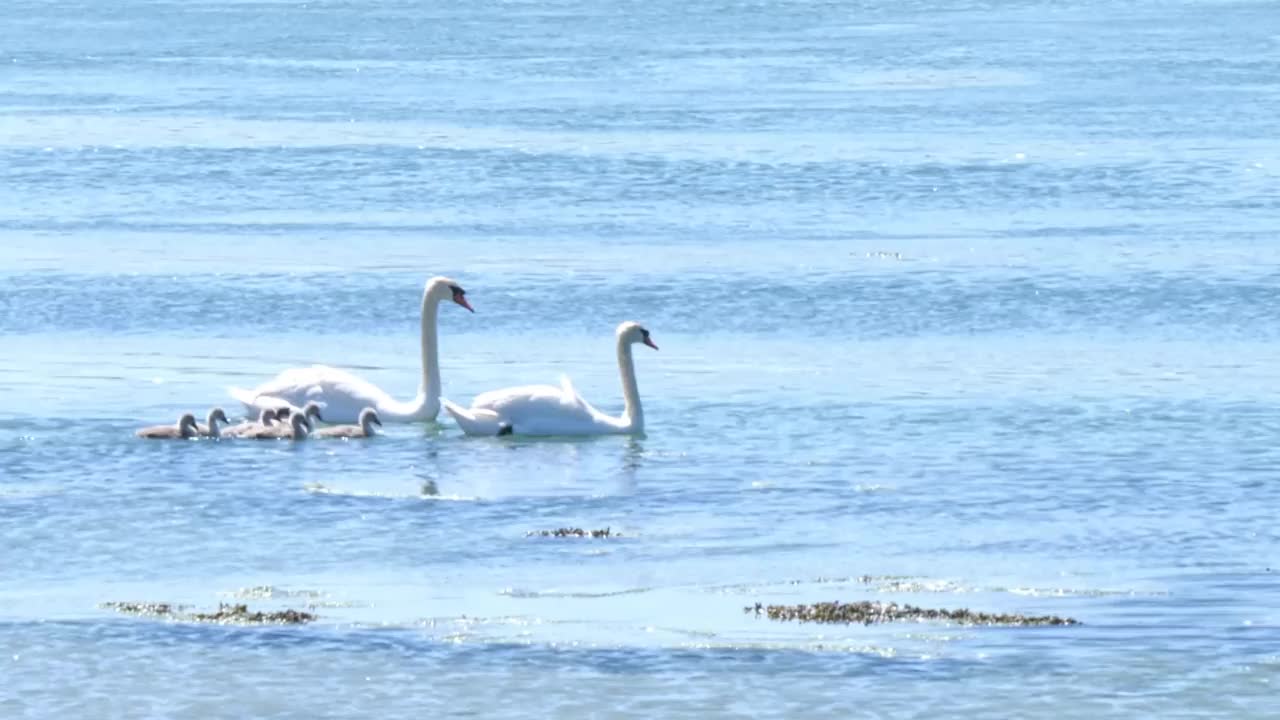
[206, 407, 229, 427]
[290, 412, 310, 437]
[178, 413, 199, 436]
[360, 408, 382, 433]
[259, 408, 279, 426]
[428, 275, 473, 313]
[618, 321, 658, 351]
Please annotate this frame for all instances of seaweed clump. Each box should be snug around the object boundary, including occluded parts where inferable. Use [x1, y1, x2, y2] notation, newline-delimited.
[526, 527, 619, 538]
[191, 603, 315, 625]
[102, 601, 315, 625]
[744, 601, 1078, 627]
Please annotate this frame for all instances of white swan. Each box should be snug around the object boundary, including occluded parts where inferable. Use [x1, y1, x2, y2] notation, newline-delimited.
[228, 276, 472, 424]
[443, 321, 657, 436]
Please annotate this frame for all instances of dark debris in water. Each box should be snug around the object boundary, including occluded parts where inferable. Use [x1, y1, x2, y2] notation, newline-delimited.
[526, 527, 620, 538]
[102, 601, 316, 625]
[745, 601, 1079, 627]
[192, 604, 315, 625]
[102, 601, 185, 616]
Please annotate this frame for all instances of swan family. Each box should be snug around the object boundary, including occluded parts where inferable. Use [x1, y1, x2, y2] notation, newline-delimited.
[138, 275, 657, 440]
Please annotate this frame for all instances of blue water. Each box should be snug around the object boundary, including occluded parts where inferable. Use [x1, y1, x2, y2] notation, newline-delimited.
[4, 0, 1280, 716]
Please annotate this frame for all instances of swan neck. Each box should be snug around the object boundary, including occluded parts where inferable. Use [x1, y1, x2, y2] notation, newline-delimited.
[617, 338, 643, 431]
[420, 288, 442, 408]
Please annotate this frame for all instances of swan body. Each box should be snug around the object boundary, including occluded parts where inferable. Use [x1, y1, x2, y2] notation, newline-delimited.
[242, 412, 310, 441]
[443, 322, 657, 437]
[312, 408, 382, 439]
[228, 276, 472, 424]
[196, 408, 230, 439]
[137, 413, 200, 440]
[221, 408, 278, 438]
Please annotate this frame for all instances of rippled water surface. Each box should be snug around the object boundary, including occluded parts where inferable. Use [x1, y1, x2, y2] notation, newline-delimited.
[4, 1, 1280, 717]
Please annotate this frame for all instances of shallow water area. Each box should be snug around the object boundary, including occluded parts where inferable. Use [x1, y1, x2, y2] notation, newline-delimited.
[4, 0, 1280, 717]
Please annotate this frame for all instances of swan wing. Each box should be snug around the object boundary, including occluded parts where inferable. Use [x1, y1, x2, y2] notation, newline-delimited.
[229, 366, 399, 424]
[558, 373, 591, 410]
[455, 378, 617, 436]
[469, 383, 572, 413]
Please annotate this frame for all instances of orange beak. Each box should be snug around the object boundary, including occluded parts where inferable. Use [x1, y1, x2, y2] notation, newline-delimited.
[643, 337, 658, 350]
[453, 294, 474, 312]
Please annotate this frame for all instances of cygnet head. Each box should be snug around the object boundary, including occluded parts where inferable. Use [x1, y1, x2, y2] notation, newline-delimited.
[178, 413, 199, 437]
[428, 276, 473, 313]
[206, 407, 229, 427]
[260, 408, 279, 425]
[360, 408, 383, 433]
[300, 402, 324, 426]
[617, 321, 658, 351]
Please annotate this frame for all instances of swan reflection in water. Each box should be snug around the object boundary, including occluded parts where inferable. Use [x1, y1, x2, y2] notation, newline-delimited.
[414, 435, 648, 499]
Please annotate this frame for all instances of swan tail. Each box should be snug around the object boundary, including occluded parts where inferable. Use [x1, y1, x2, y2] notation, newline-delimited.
[228, 386, 262, 412]
[442, 399, 508, 436]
